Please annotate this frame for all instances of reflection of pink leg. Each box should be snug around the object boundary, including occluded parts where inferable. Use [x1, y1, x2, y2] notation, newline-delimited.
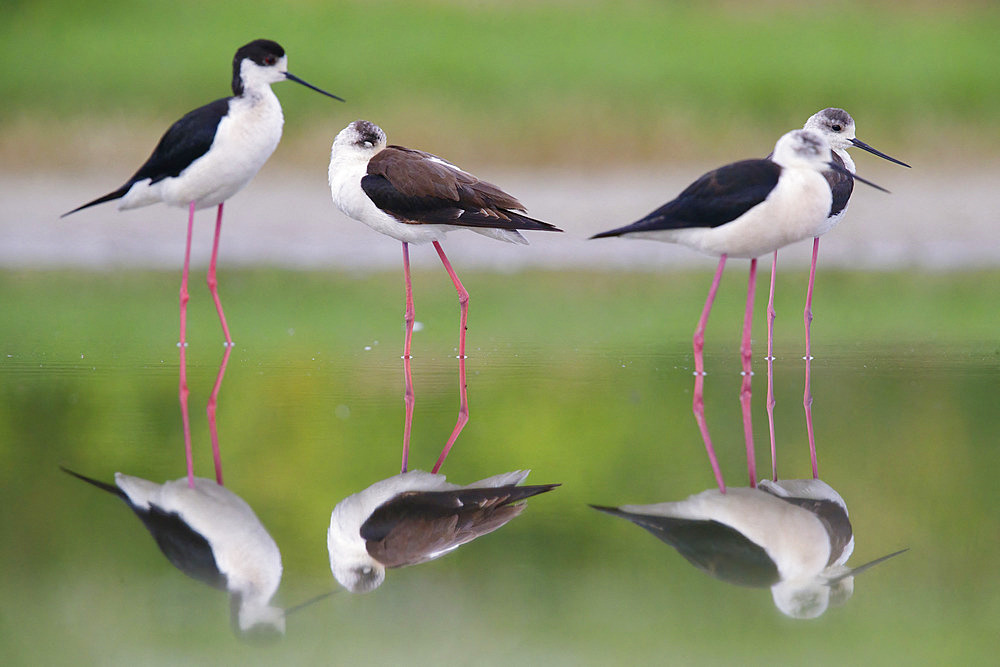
[432, 353, 467, 474]
[693, 255, 727, 493]
[766, 251, 778, 481]
[431, 241, 469, 474]
[401, 243, 415, 473]
[739, 259, 758, 488]
[205, 203, 229, 486]
[804, 237, 819, 478]
[179, 202, 195, 489]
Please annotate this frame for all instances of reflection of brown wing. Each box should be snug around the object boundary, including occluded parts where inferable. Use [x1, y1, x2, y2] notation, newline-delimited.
[362, 147, 560, 231]
[362, 484, 559, 569]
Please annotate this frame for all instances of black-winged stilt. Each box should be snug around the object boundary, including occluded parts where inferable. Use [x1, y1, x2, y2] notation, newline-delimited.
[763, 109, 910, 482]
[62, 40, 342, 488]
[591, 129, 888, 493]
[592, 478, 907, 619]
[61, 467, 285, 637]
[328, 120, 561, 473]
[327, 470, 558, 593]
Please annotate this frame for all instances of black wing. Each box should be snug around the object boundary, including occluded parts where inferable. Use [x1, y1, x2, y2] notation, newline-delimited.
[591, 505, 781, 587]
[361, 483, 559, 568]
[591, 159, 781, 238]
[63, 97, 231, 216]
[824, 151, 853, 217]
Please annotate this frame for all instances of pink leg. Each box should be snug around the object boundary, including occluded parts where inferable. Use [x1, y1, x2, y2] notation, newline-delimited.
[431, 241, 469, 474]
[804, 237, 820, 478]
[179, 202, 196, 488]
[205, 203, 229, 486]
[766, 251, 778, 481]
[739, 259, 758, 488]
[401, 243, 415, 473]
[693, 255, 727, 493]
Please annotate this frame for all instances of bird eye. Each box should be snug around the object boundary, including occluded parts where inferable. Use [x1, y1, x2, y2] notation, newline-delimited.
[363, 140, 374, 148]
[831, 124, 843, 132]
[264, 55, 276, 65]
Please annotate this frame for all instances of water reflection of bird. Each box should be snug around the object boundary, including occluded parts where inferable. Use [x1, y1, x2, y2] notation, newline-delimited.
[762, 109, 910, 480]
[593, 478, 906, 619]
[590, 130, 888, 493]
[61, 467, 285, 637]
[327, 470, 558, 593]
[328, 120, 562, 473]
[61, 40, 343, 488]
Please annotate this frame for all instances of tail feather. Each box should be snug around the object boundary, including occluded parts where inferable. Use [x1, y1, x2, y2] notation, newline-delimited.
[589, 218, 660, 239]
[453, 208, 562, 233]
[502, 209, 562, 233]
[61, 184, 130, 218]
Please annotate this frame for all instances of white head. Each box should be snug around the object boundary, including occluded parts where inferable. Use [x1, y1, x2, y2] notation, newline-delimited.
[331, 120, 388, 161]
[772, 129, 891, 192]
[770, 129, 835, 171]
[804, 106, 911, 170]
[803, 107, 857, 151]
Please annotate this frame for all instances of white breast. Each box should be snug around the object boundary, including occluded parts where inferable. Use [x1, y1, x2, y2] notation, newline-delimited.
[640, 168, 833, 259]
[328, 150, 455, 244]
[121, 91, 284, 211]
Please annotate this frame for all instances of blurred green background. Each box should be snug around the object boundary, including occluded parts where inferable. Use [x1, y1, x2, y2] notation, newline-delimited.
[2, 1, 1000, 664]
[4, 0, 999, 167]
[2, 270, 999, 663]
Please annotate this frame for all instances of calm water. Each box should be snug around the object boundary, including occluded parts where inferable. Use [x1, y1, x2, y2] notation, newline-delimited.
[2, 290, 998, 664]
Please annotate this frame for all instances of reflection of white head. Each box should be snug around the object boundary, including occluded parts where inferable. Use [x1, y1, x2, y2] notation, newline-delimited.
[771, 548, 901, 619]
[327, 471, 449, 594]
[771, 579, 832, 619]
[329, 555, 386, 594]
[827, 571, 856, 608]
[770, 570, 858, 619]
[232, 593, 286, 638]
[327, 487, 387, 593]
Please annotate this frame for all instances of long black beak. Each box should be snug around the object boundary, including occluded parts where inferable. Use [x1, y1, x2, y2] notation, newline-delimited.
[850, 138, 911, 168]
[828, 161, 891, 193]
[285, 72, 345, 102]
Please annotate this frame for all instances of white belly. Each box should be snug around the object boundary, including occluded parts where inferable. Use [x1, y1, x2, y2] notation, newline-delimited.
[120, 92, 284, 211]
[328, 154, 452, 244]
[633, 169, 833, 259]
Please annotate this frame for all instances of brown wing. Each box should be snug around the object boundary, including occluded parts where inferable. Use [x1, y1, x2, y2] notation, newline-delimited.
[360, 484, 558, 568]
[362, 146, 560, 232]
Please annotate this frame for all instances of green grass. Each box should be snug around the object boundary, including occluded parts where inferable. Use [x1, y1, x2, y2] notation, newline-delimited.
[3, 269, 998, 351]
[3, 1, 999, 166]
